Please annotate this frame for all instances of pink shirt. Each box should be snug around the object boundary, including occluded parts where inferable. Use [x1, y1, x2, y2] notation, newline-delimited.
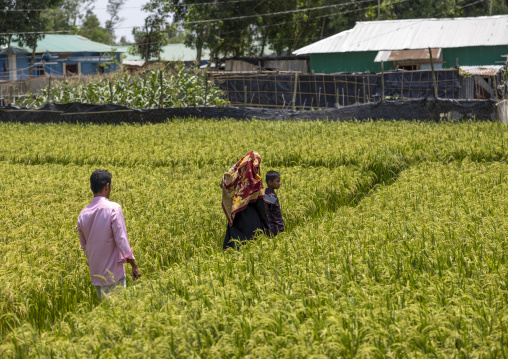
[77, 196, 134, 286]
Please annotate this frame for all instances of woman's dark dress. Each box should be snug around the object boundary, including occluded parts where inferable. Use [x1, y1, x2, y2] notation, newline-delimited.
[223, 198, 270, 250]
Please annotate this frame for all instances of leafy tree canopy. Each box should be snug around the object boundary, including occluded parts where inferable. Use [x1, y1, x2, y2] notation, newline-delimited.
[140, 0, 508, 62]
[78, 9, 114, 44]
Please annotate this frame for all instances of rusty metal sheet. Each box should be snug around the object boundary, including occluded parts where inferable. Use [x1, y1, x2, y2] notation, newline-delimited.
[374, 48, 441, 62]
[459, 65, 503, 76]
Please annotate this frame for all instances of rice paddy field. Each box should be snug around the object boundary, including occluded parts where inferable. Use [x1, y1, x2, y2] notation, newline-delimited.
[1, 119, 508, 357]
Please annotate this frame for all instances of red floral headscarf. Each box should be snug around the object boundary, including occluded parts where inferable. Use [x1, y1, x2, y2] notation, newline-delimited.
[221, 151, 264, 226]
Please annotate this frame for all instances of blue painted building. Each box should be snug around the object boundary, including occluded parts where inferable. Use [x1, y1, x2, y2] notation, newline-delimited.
[0, 35, 123, 81]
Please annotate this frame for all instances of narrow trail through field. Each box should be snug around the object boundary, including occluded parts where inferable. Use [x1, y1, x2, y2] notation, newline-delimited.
[2, 151, 507, 337]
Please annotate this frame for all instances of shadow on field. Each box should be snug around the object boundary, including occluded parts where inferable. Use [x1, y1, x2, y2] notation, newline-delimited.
[284, 162, 405, 232]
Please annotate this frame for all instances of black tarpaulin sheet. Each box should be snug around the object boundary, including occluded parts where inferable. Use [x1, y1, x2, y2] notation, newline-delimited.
[0, 99, 496, 123]
[377, 70, 460, 99]
[214, 70, 460, 108]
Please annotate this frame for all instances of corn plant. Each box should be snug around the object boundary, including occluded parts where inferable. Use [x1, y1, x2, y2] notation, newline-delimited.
[14, 63, 227, 109]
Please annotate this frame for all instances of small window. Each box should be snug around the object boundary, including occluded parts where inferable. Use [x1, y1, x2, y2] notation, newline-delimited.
[397, 65, 417, 71]
[59, 52, 72, 58]
[35, 64, 45, 76]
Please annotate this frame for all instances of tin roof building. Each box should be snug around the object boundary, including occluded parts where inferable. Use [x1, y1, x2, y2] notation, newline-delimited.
[293, 15, 508, 74]
[0, 35, 123, 80]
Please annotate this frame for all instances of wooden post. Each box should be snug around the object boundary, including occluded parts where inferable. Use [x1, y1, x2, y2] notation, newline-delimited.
[401, 72, 404, 99]
[257, 74, 261, 106]
[428, 47, 438, 98]
[275, 75, 278, 108]
[244, 85, 247, 105]
[345, 76, 349, 105]
[314, 74, 318, 108]
[505, 70, 508, 100]
[368, 75, 371, 103]
[367, 75, 372, 102]
[494, 75, 499, 101]
[292, 72, 298, 110]
[322, 76, 327, 108]
[47, 74, 52, 104]
[109, 80, 114, 104]
[354, 74, 358, 105]
[381, 61, 385, 101]
[159, 67, 164, 108]
[204, 77, 208, 107]
[299, 75, 303, 108]
[496, 100, 508, 123]
[410, 70, 414, 98]
[362, 76, 366, 103]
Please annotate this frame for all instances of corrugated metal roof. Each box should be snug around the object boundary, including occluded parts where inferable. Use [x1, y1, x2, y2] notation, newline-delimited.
[160, 44, 211, 62]
[1, 35, 120, 54]
[0, 46, 29, 55]
[123, 60, 146, 67]
[374, 48, 441, 62]
[115, 46, 136, 60]
[117, 44, 211, 62]
[459, 65, 503, 76]
[294, 15, 508, 55]
[118, 41, 275, 62]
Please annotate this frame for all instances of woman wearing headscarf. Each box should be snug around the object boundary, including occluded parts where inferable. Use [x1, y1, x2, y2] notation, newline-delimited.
[221, 151, 270, 250]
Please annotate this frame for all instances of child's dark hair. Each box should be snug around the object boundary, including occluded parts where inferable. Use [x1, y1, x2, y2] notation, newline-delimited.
[266, 171, 280, 183]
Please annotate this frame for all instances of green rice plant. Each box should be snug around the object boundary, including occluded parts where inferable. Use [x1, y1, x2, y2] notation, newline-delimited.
[1, 120, 507, 170]
[1, 120, 508, 357]
[0, 161, 374, 336]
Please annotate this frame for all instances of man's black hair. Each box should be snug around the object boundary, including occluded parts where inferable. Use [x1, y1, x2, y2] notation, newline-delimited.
[90, 170, 112, 194]
[266, 171, 281, 183]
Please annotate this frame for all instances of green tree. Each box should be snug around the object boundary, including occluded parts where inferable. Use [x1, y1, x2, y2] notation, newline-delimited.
[363, 0, 507, 20]
[259, 0, 327, 55]
[148, 0, 264, 64]
[134, 0, 508, 62]
[0, 0, 21, 78]
[78, 9, 114, 44]
[167, 28, 186, 44]
[0, 0, 63, 77]
[488, 0, 508, 15]
[142, 0, 364, 60]
[105, 0, 126, 41]
[132, 12, 171, 61]
[118, 35, 130, 45]
[41, 0, 94, 31]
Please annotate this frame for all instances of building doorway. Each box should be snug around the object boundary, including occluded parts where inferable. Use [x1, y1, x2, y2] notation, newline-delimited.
[66, 64, 77, 75]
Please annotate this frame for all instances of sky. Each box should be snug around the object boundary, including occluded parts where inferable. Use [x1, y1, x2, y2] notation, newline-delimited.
[93, 0, 150, 43]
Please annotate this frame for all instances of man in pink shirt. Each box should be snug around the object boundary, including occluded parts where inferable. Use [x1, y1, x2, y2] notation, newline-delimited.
[78, 170, 141, 301]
